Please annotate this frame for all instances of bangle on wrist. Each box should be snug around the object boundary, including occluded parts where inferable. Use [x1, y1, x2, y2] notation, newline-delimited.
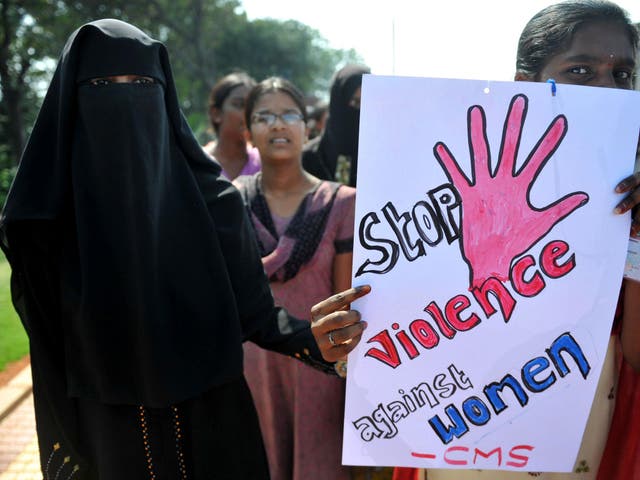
[334, 359, 347, 378]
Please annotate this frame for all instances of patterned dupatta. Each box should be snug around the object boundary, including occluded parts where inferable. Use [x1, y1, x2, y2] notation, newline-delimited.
[236, 173, 340, 282]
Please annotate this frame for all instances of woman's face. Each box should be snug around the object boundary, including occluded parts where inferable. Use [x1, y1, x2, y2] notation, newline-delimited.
[211, 85, 250, 143]
[249, 91, 307, 163]
[526, 21, 636, 90]
[348, 86, 362, 110]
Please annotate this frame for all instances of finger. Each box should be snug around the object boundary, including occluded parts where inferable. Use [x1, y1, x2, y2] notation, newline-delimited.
[519, 115, 567, 185]
[310, 285, 371, 322]
[546, 192, 589, 219]
[314, 318, 367, 361]
[614, 186, 640, 214]
[497, 94, 526, 177]
[321, 331, 365, 363]
[532, 192, 589, 240]
[468, 105, 491, 182]
[615, 171, 640, 194]
[433, 142, 471, 189]
[312, 309, 363, 339]
[325, 321, 368, 347]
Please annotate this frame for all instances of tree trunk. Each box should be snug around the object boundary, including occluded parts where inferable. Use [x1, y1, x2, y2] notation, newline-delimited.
[3, 85, 24, 165]
[0, 0, 25, 165]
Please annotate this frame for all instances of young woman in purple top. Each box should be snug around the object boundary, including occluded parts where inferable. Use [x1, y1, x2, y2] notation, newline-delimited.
[203, 71, 261, 180]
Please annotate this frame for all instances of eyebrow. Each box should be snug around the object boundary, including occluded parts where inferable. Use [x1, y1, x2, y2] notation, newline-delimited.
[255, 108, 301, 114]
[563, 53, 636, 66]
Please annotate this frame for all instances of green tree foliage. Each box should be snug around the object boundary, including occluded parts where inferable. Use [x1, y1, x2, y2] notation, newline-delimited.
[0, 0, 362, 191]
[218, 18, 358, 97]
[0, 0, 67, 167]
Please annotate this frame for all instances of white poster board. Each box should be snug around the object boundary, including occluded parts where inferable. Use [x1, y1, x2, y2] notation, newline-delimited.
[344, 76, 640, 472]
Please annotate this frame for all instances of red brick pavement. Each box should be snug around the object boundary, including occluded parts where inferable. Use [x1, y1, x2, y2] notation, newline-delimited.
[0, 365, 41, 479]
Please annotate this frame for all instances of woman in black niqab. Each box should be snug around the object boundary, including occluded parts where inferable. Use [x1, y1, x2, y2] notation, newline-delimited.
[302, 64, 370, 187]
[0, 19, 360, 479]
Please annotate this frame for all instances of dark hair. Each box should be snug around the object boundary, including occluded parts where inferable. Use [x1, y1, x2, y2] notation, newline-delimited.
[244, 77, 308, 127]
[306, 100, 328, 140]
[516, 0, 639, 79]
[307, 100, 328, 122]
[207, 71, 256, 133]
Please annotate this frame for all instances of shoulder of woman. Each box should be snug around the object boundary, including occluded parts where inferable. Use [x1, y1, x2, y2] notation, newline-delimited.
[231, 174, 253, 192]
[325, 184, 356, 217]
[338, 184, 356, 195]
[233, 173, 263, 202]
[335, 183, 356, 201]
[199, 176, 249, 230]
[202, 141, 216, 157]
[246, 146, 261, 165]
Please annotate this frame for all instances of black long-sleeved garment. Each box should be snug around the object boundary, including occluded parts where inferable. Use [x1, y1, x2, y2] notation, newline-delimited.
[0, 19, 332, 479]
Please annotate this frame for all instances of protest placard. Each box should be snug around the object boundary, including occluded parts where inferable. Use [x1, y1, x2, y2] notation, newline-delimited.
[344, 76, 640, 472]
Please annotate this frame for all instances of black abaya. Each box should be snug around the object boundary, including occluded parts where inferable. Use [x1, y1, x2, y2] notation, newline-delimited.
[0, 19, 333, 479]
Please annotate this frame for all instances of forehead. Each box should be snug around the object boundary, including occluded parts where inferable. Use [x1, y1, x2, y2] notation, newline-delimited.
[254, 90, 299, 110]
[226, 85, 250, 99]
[75, 24, 165, 84]
[559, 21, 636, 63]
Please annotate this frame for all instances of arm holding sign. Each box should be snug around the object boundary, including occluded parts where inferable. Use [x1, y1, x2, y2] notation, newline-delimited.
[614, 165, 640, 237]
[621, 279, 640, 372]
[617, 144, 640, 371]
[614, 173, 640, 236]
[617, 146, 640, 371]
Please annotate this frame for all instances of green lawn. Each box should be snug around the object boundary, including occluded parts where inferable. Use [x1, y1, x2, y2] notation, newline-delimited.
[0, 249, 29, 371]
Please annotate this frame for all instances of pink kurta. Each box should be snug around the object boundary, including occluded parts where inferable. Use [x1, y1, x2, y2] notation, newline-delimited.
[240, 178, 356, 480]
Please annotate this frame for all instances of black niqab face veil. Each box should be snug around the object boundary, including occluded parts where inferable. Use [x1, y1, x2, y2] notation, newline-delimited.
[325, 64, 370, 157]
[0, 20, 271, 407]
[315, 63, 370, 187]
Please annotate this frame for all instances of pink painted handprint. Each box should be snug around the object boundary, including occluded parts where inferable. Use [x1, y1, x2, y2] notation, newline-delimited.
[433, 94, 589, 289]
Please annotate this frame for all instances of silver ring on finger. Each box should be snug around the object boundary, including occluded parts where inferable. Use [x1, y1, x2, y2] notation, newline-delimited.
[328, 331, 337, 347]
